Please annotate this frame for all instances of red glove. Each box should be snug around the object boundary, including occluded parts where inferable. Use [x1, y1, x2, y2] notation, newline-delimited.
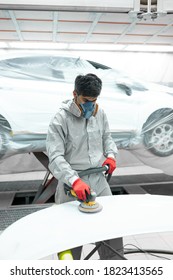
[72, 178, 91, 201]
[102, 157, 116, 174]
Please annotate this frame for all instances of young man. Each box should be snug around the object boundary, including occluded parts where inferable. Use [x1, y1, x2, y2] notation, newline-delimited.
[46, 73, 123, 259]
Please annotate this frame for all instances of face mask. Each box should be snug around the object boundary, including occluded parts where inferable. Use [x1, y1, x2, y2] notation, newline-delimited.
[80, 101, 95, 119]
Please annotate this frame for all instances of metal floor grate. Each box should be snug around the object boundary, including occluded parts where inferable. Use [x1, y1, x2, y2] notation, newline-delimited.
[0, 205, 51, 231]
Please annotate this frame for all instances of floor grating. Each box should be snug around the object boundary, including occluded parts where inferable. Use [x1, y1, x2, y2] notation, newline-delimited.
[0, 205, 51, 231]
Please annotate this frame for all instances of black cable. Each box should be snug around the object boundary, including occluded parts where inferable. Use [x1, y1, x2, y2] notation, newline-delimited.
[125, 248, 173, 255]
[124, 243, 172, 260]
[78, 166, 108, 177]
[125, 249, 171, 260]
[64, 165, 111, 195]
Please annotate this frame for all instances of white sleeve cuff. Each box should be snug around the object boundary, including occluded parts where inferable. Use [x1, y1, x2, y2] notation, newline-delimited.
[69, 175, 79, 185]
[107, 153, 115, 159]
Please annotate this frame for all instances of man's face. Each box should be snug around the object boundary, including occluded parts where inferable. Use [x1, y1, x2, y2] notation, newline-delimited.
[73, 91, 97, 105]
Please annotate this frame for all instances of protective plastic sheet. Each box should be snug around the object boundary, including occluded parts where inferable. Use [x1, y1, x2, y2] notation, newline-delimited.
[0, 194, 173, 260]
[0, 53, 173, 172]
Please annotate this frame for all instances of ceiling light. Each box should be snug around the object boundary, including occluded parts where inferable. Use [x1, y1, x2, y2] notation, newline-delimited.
[125, 44, 173, 52]
[7, 42, 69, 50]
[68, 44, 126, 51]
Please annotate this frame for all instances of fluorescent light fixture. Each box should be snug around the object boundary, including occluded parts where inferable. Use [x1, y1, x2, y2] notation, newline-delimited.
[7, 42, 69, 50]
[0, 42, 9, 48]
[125, 44, 173, 52]
[68, 43, 126, 51]
[5, 42, 126, 51]
[0, 41, 173, 53]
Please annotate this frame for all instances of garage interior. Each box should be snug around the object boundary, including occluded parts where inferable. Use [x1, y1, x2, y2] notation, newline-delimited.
[0, 0, 173, 260]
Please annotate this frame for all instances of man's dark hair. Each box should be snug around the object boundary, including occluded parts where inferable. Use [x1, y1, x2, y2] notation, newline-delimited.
[74, 73, 102, 97]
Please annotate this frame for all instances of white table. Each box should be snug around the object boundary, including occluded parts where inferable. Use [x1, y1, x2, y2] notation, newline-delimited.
[0, 194, 173, 259]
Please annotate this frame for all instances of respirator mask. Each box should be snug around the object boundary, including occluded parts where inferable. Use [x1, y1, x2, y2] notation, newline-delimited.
[80, 101, 96, 119]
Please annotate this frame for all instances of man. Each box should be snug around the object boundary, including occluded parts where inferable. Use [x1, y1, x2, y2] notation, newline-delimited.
[46, 73, 123, 259]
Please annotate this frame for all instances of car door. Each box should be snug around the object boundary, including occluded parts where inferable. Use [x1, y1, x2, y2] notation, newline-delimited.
[101, 83, 140, 127]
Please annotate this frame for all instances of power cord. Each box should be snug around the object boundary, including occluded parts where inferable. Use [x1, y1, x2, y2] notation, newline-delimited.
[124, 243, 173, 260]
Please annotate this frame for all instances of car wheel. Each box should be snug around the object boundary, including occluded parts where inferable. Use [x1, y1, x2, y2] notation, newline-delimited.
[0, 126, 8, 158]
[142, 108, 173, 157]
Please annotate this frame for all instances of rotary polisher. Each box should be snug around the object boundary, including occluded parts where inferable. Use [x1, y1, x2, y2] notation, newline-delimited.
[64, 165, 110, 213]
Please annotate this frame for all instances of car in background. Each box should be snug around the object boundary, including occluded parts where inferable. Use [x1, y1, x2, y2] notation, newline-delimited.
[0, 53, 173, 159]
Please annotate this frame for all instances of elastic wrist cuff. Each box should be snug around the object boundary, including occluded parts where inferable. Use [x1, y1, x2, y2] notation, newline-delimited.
[107, 153, 115, 159]
[69, 176, 79, 186]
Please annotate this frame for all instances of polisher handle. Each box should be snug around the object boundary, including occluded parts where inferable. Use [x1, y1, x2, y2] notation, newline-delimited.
[64, 165, 111, 199]
[78, 165, 109, 177]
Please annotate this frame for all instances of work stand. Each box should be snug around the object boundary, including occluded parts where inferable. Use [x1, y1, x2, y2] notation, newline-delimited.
[84, 241, 126, 260]
[32, 152, 57, 204]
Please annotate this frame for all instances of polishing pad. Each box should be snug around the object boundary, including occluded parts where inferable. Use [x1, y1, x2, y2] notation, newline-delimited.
[78, 202, 103, 213]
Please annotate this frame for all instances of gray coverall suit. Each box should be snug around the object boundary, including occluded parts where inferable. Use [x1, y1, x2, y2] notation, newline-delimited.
[46, 99, 123, 259]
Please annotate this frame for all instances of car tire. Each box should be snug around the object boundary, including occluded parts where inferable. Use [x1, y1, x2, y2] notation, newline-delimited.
[142, 108, 173, 157]
[0, 116, 11, 159]
[0, 126, 8, 158]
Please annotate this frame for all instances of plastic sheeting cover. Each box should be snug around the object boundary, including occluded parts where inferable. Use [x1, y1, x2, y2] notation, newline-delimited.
[0, 53, 173, 172]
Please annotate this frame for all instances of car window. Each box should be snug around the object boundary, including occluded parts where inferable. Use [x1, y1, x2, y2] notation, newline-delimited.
[51, 57, 94, 69]
[50, 57, 96, 82]
[88, 60, 148, 91]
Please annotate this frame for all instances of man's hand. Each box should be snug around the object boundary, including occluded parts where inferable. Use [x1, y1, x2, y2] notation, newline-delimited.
[102, 157, 116, 174]
[72, 178, 91, 201]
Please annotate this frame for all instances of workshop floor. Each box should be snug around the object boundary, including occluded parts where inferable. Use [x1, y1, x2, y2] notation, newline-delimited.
[1, 168, 173, 261]
[40, 232, 173, 260]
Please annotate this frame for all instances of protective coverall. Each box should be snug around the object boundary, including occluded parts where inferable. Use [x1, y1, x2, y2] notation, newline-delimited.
[46, 99, 123, 259]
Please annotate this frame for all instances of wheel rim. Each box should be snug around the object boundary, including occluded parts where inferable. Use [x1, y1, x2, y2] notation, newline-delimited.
[0, 133, 3, 151]
[150, 123, 173, 154]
